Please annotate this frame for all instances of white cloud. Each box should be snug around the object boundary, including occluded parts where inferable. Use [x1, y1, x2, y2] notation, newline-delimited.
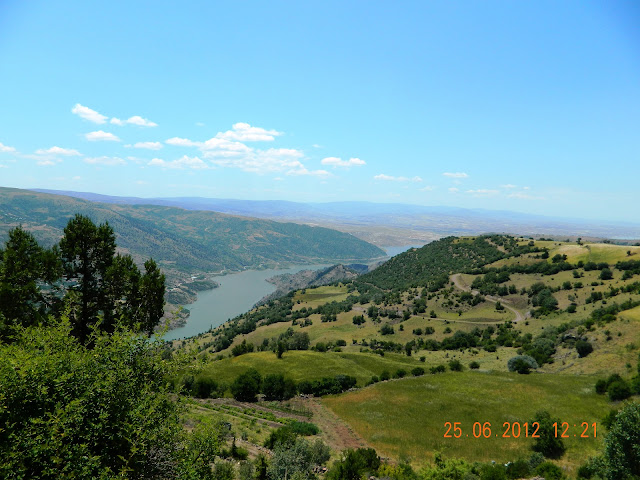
[72, 176, 81, 181]
[508, 192, 544, 200]
[85, 131, 121, 142]
[374, 174, 422, 182]
[202, 137, 252, 156]
[84, 156, 126, 166]
[0, 142, 16, 153]
[148, 155, 208, 169]
[35, 146, 81, 156]
[206, 147, 306, 174]
[421, 185, 435, 191]
[501, 184, 517, 189]
[216, 122, 282, 142]
[321, 157, 366, 168]
[166, 137, 202, 147]
[287, 167, 331, 177]
[466, 189, 499, 197]
[443, 172, 469, 178]
[130, 141, 163, 150]
[125, 115, 158, 127]
[448, 187, 459, 193]
[110, 118, 125, 126]
[196, 122, 205, 127]
[72, 104, 108, 124]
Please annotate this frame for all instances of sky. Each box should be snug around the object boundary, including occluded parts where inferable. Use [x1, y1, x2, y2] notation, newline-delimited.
[0, 1, 639, 222]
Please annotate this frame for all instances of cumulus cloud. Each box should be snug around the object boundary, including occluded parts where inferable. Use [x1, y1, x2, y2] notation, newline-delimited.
[448, 187, 459, 193]
[216, 122, 282, 142]
[321, 157, 366, 168]
[147, 156, 208, 169]
[287, 167, 331, 177]
[84, 156, 126, 166]
[85, 131, 121, 142]
[206, 147, 305, 174]
[125, 116, 157, 127]
[111, 116, 157, 127]
[35, 146, 81, 156]
[130, 141, 163, 150]
[0, 142, 16, 153]
[443, 172, 469, 178]
[501, 184, 517, 189]
[166, 137, 201, 147]
[72, 104, 108, 124]
[421, 185, 435, 191]
[374, 174, 422, 182]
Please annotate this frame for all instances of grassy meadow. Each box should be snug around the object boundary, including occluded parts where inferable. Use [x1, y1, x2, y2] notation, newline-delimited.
[322, 371, 611, 474]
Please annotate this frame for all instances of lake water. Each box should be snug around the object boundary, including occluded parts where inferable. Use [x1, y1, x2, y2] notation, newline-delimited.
[163, 264, 329, 341]
[384, 244, 425, 257]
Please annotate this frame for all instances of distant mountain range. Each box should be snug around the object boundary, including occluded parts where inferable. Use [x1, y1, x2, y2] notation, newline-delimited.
[0, 187, 386, 277]
[32, 189, 640, 243]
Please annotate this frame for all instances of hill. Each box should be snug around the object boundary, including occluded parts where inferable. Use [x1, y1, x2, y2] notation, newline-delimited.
[171, 235, 640, 475]
[32, 189, 640, 244]
[0, 187, 385, 276]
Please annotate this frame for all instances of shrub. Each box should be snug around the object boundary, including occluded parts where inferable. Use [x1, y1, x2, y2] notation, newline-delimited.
[430, 365, 446, 374]
[394, 369, 407, 379]
[380, 324, 395, 335]
[448, 359, 463, 372]
[531, 410, 566, 459]
[608, 380, 632, 401]
[379, 370, 391, 381]
[595, 379, 607, 394]
[289, 421, 320, 436]
[411, 367, 425, 376]
[231, 368, 262, 402]
[604, 402, 640, 479]
[576, 340, 593, 358]
[535, 462, 564, 480]
[469, 361, 480, 369]
[506, 459, 531, 479]
[507, 355, 539, 374]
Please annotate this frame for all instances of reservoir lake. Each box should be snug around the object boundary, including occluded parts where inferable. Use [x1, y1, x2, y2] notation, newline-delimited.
[164, 264, 329, 341]
[163, 245, 423, 341]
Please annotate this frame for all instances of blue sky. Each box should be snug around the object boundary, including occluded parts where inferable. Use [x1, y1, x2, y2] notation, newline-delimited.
[0, 1, 638, 222]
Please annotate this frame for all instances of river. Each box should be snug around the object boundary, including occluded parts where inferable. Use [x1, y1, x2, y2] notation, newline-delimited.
[163, 245, 425, 341]
[163, 264, 329, 341]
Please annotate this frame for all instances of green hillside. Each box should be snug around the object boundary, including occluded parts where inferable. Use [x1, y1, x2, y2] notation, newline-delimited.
[0, 187, 385, 273]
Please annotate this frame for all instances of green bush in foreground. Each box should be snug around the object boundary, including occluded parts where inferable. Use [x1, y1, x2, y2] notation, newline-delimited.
[0, 318, 223, 479]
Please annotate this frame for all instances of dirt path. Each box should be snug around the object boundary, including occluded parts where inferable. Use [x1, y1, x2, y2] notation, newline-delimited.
[450, 274, 525, 323]
[302, 398, 368, 452]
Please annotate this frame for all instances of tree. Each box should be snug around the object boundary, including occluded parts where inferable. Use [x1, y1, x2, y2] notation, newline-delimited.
[268, 437, 315, 480]
[231, 368, 262, 402]
[599, 268, 613, 281]
[59, 215, 165, 340]
[0, 318, 223, 479]
[576, 340, 593, 358]
[531, 410, 566, 459]
[59, 214, 117, 341]
[0, 227, 60, 337]
[604, 402, 640, 480]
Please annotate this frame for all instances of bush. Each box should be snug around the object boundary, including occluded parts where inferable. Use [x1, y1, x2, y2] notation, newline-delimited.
[595, 379, 607, 394]
[380, 370, 391, 381]
[506, 459, 531, 479]
[192, 376, 222, 399]
[231, 368, 262, 402]
[411, 367, 425, 376]
[576, 340, 593, 358]
[430, 365, 446, 374]
[531, 410, 566, 459]
[289, 421, 320, 436]
[507, 355, 539, 374]
[449, 359, 463, 372]
[608, 380, 632, 401]
[535, 462, 564, 480]
[394, 369, 407, 379]
[380, 324, 395, 335]
[469, 361, 480, 369]
[604, 402, 640, 479]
